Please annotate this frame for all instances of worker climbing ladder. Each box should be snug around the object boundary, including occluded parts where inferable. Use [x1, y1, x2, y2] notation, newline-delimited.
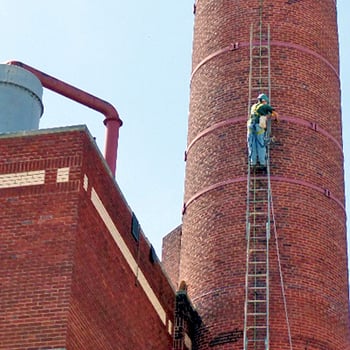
[243, 22, 272, 350]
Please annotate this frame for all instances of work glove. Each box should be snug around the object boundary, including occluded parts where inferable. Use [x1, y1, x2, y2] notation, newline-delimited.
[271, 111, 279, 121]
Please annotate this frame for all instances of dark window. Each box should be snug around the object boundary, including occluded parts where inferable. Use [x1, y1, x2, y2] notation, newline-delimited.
[149, 245, 159, 263]
[131, 212, 140, 241]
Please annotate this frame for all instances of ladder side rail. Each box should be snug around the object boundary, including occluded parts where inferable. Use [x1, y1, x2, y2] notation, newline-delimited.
[244, 165, 251, 350]
[266, 25, 271, 350]
[268, 24, 271, 103]
[243, 24, 254, 350]
[243, 227, 251, 350]
[248, 23, 254, 116]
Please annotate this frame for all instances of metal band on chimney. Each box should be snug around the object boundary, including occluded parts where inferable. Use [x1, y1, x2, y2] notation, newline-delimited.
[190, 41, 339, 84]
[182, 176, 345, 215]
[185, 115, 343, 161]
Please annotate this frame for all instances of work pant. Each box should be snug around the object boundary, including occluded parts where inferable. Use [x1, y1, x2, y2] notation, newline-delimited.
[247, 123, 266, 166]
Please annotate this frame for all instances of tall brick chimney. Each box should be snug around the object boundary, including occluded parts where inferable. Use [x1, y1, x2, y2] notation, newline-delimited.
[178, 1, 350, 349]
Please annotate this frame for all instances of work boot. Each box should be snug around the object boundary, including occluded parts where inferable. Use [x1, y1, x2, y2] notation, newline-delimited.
[259, 165, 267, 174]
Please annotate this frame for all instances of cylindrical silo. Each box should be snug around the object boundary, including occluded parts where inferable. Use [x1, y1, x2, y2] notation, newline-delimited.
[0, 64, 43, 133]
[179, 1, 350, 349]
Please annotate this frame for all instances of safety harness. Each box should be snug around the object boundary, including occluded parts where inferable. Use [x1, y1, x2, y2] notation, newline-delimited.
[248, 102, 265, 135]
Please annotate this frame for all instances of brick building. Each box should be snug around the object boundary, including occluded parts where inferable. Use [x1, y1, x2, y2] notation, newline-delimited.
[1, 1, 350, 350]
[0, 126, 177, 349]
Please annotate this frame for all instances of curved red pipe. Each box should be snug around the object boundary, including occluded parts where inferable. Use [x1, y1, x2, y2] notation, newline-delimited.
[6, 60, 122, 176]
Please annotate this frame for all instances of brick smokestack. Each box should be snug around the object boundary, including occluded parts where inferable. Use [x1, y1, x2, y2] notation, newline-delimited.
[179, 1, 350, 349]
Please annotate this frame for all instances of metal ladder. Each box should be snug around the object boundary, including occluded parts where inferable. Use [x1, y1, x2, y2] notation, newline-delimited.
[243, 22, 272, 350]
[247, 22, 271, 115]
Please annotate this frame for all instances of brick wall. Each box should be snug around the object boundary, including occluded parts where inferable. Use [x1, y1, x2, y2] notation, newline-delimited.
[0, 126, 175, 349]
[0, 128, 82, 349]
[162, 225, 182, 289]
[179, 0, 350, 349]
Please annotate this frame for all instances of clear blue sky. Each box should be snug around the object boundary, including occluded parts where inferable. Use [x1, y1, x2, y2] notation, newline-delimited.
[0, 1, 349, 260]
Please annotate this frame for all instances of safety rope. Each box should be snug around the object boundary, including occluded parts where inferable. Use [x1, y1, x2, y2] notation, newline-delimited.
[270, 189, 294, 350]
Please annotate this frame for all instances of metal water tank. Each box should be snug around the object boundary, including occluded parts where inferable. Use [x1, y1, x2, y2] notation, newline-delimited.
[0, 64, 43, 132]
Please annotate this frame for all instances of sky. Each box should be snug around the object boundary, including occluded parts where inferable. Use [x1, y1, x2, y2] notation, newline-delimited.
[0, 1, 349, 262]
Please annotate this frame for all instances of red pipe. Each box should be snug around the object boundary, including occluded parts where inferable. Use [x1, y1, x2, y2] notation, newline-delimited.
[6, 60, 122, 176]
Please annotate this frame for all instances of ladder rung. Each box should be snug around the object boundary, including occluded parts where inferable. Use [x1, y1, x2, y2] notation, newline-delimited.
[248, 274, 267, 278]
[247, 326, 267, 329]
[251, 89, 269, 93]
[251, 73, 269, 77]
[251, 76, 269, 80]
[248, 299, 267, 303]
[249, 261, 266, 265]
[247, 339, 265, 343]
[247, 312, 267, 315]
[252, 44, 269, 48]
[252, 65, 269, 69]
[248, 285, 267, 289]
[252, 46, 269, 50]
[249, 248, 266, 252]
[247, 271, 265, 272]
[248, 289, 266, 292]
[252, 52, 269, 56]
[250, 212, 267, 216]
[252, 51, 269, 55]
[250, 76, 269, 81]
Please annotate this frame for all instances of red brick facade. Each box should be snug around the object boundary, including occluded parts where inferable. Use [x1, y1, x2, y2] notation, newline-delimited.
[162, 225, 182, 288]
[0, 127, 175, 349]
[177, 1, 350, 349]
